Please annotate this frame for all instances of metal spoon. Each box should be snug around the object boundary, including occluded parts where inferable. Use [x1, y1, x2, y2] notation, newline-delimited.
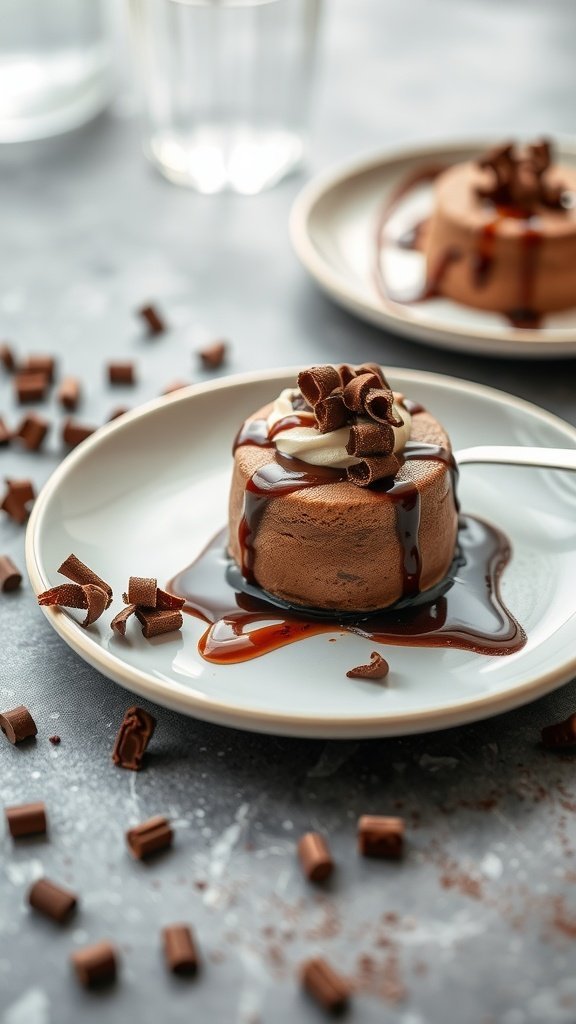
[455, 446, 576, 470]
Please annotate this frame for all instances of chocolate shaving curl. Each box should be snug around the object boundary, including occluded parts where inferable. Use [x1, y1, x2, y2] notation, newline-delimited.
[346, 454, 401, 487]
[297, 365, 341, 407]
[346, 651, 390, 681]
[38, 582, 108, 627]
[58, 554, 113, 608]
[346, 421, 395, 458]
[364, 387, 404, 427]
[476, 138, 565, 211]
[342, 372, 382, 413]
[111, 603, 137, 637]
[314, 390, 349, 433]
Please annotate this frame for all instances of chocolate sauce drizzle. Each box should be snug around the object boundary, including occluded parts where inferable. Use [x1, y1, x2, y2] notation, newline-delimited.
[373, 164, 546, 329]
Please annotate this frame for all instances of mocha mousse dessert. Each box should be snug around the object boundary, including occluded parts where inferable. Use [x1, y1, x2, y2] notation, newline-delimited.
[169, 363, 526, 663]
[376, 139, 576, 328]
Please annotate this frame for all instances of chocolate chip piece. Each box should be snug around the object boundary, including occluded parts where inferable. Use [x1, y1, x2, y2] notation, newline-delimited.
[62, 418, 96, 448]
[302, 957, 350, 1013]
[135, 607, 183, 639]
[14, 372, 49, 403]
[58, 553, 113, 608]
[37, 582, 108, 627]
[112, 706, 156, 771]
[138, 304, 166, 336]
[297, 832, 334, 883]
[108, 361, 136, 385]
[5, 801, 47, 837]
[1, 479, 35, 524]
[346, 652, 390, 681]
[162, 924, 200, 975]
[0, 418, 11, 446]
[29, 878, 77, 922]
[15, 413, 50, 451]
[358, 815, 404, 859]
[0, 555, 22, 592]
[71, 941, 117, 987]
[126, 576, 157, 608]
[0, 343, 16, 372]
[0, 705, 37, 744]
[57, 376, 81, 411]
[541, 713, 576, 749]
[21, 356, 56, 383]
[126, 815, 173, 859]
[198, 340, 227, 370]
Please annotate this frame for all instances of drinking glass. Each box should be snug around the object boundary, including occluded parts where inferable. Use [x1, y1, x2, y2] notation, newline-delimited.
[0, 0, 112, 143]
[129, 0, 322, 194]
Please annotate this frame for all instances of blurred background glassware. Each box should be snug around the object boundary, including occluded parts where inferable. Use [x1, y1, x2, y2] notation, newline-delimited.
[129, 0, 322, 195]
[0, 0, 112, 143]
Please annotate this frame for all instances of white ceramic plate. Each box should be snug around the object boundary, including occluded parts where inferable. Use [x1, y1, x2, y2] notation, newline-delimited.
[26, 368, 576, 738]
[290, 140, 576, 358]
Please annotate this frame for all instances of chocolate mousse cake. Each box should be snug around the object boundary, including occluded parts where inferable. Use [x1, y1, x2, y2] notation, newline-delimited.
[421, 139, 576, 325]
[228, 364, 459, 613]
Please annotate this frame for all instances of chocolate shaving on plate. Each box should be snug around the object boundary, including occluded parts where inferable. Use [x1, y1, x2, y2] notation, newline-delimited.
[111, 603, 137, 637]
[37, 582, 108, 627]
[135, 607, 183, 639]
[156, 588, 185, 611]
[58, 553, 113, 608]
[346, 651, 390, 681]
[126, 576, 157, 608]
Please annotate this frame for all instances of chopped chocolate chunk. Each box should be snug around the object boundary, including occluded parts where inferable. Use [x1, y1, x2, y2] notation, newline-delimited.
[156, 588, 185, 611]
[162, 380, 190, 395]
[112, 705, 156, 771]
[29, 878, 77, 922]
[21, 356, 56, 383]
[138, 303, 166, 336]
[0, 555, 22, 592]
[199, 339, 227, 370]
[297, 832, 334, 883]
[302, 957, 350, 1013]
[162, 924, 200, 975]
[127, 576, 157, 608]
[111, 603, 136, 637]
[298, 366, 341, 406]
[346, 454, 401, 487]
[346, 422, 394, 458]
[15, 413, 50, 451]
[37, 582, 108, 627]
[1, 478, 35, 525]
[541, 713, 576, 749]
[14, 372, 49, 403]
[49, 734, 61, 745]
[0, 705, 37, 744]
[58, 553, 113, 608]
[0, 343, 16, 372]
[6, 801, 47, 838]
[357, 815, 404, 859]
[108, 361, 136, 385]
[126, 815, 173, 859]
[0, 417, 11, 446]
[57, 376, 81, 411]
[108, 407, 129, 421]
[346, 651, 390, 682]
[135, 607, 183, 639]
[71, 941, 117, 987]
[62, 418, 96, 448]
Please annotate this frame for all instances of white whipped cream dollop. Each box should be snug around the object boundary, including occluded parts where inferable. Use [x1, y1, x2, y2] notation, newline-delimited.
[266, 389, 412, 469]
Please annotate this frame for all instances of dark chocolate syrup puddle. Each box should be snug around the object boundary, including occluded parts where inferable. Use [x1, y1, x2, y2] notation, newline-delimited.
[373, 164, 545, 329]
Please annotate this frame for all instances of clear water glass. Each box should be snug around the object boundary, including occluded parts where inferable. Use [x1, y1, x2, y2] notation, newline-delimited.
[0, 0, 112, 143]
[129, 0, 322, 194]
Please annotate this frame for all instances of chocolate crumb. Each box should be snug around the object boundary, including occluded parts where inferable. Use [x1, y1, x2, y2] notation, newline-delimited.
[112, 705, 156, 771]
[301, 957, 350, 1013]
[49, 734, 61, 745]
[108, 361, 136, 385]
[6, 801, 47, 837]
[358, 815, 405, 859]
[71, 941, 117, 987]
[57, 376, 81, 411]
[198, 340, 227, 370]
[29, 878, 77, 923]
[0, 555, 22, 592]
[138, 304, 166, 336]
[346, 651, 389, 681]
[162, 924, 200, 975]
[0, 705, 37, 744]
[297, 832, 334, 883]
[15, 413, 50, 451]
[542, 714, 576, 749]
[126, 815, 173, 859]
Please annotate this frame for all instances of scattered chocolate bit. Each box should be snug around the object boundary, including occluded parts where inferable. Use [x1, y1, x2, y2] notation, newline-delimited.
[138, 303, 166, 336]
[199, 339, 227, 370]
[0, 417, 11, 445]
[58, 553, 113, 608]
[346, 652, 390, 682]
[29, 878, 77, 922]
[14, 372, 49, 403]
[135, 606, 183, 639]
[108, 361, 136, 385]
[162, 924, 200, 975]
[162, 380, 190, 395]
[1, 478, 35, 525]
[0, 705, 37, 744]
[126, 815, 173, 859]
[37, 582, 109, 627]
[112, 705, 156, 771]
[15, 413, 50, 451]
[108, 407, 129, 421]
[5, 801, 47, 837]
[541, 714, 576, 749]
[0, 555, 22, 592]
[301, 957, 350, 1014]
[156, 588, 185, 611]
[71, 941, 118, 987]
[297, 832, 334, 883]
[49, 734, 61, 745]
[21, 356, 56, 383]
[0, 343, 16, 372]
[127, 576, 157, 608]
[57, 376, 81, 411]
[111, 603, 137, 637]
[62, 418, 96, 448]
[358, 815, 404, 859]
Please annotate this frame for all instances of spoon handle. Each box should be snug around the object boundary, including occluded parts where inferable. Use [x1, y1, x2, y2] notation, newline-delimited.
[455, 445, 576, 471]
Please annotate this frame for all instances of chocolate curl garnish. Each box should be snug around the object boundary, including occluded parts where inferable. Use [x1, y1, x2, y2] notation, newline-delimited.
[342, 373, 382, 413]
[38, 582, 108, 627]
[347, 453, 401, 487]
[346, 651, 390, 681]
[314, 390, 349, 433]
[347, 421, 395, 457]
[355, 362, 385, 381]
[58, 554, 113, 609]
[111, 604, 137, 637]
[156, 588, 185, 611]
[297, 366, 341, 407]
[364, 387, 404, 427]
[476, 138, 564, 210]
[337, 363, 358, 387]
